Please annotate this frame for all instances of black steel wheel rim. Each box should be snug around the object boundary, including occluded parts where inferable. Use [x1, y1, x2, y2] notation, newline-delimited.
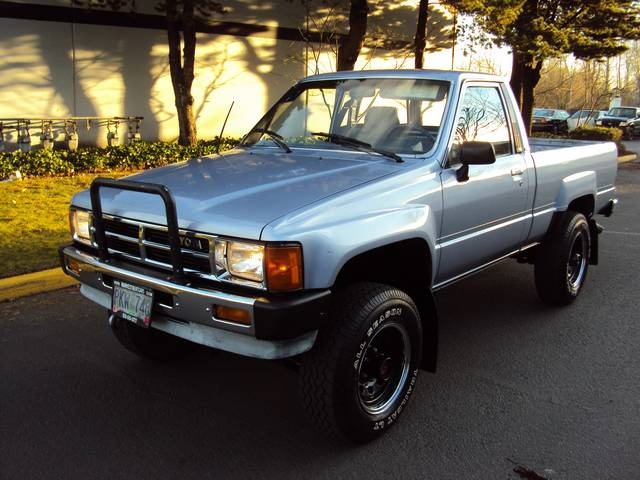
[357, 321, 411, 416]
[567, 230, 588, 289]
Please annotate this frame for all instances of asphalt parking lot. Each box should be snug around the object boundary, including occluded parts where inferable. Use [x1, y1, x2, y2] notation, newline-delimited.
[1, 163, 639, 480]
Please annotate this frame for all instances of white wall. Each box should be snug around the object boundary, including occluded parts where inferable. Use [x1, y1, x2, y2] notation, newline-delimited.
[0, 0, 454, 147]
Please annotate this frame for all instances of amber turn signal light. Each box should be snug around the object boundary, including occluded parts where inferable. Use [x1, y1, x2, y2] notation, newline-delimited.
[265, 245, 303, 292]
[214, 305, 251, 325]
[66, 258, 81, 275]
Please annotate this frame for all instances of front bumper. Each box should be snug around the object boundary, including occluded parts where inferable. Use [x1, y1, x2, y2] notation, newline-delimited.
[60, 245, 331, 359]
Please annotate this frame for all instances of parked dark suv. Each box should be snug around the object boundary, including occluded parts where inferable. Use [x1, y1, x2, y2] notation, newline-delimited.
[532, 108, 570, 134]
[596, 107, 640, 139]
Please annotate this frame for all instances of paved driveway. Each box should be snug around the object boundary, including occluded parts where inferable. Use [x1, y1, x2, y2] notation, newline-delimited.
[623, 139, 640, 155]
[1, 164, 639, 480]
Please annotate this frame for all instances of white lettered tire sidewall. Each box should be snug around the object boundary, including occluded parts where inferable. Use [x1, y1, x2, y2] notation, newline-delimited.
[336, 293, 422, 441]
[300, 283, 424, 443]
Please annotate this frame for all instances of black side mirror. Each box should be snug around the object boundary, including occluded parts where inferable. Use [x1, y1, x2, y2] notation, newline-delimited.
[456, 141, 496, 182]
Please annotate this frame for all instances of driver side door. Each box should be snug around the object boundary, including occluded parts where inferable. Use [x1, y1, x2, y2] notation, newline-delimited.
[435, 83, 531, 286]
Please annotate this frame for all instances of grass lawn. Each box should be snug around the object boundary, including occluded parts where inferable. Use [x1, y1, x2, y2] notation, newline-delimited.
[0, 172, 133, 278]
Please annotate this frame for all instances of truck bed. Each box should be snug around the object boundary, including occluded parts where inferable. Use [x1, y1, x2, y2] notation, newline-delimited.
[526, 137, 618, 242]
[529, 137, 606, 152]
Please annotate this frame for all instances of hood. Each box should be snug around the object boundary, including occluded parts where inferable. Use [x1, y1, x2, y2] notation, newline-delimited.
[72, 147, 399, 239]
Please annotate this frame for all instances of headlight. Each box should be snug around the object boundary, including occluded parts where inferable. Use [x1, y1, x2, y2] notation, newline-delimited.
[215, 239, 265, 282]
[619, 121, 628, 127]
[227, 241, 265, 282]
[214, 239, 303, 291]
[69, 208, 93, 245]
[595, 120, 603, 126]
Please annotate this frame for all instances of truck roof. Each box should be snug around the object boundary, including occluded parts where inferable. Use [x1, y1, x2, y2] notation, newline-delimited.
[299, 69, 507, 84]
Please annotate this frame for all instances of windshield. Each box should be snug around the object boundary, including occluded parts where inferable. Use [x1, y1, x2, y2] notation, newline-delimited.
[608, 108, 637, 118]
[533, 109, 554, 117]
[570, 110, 597, 119]
[242, 78, 450, 156]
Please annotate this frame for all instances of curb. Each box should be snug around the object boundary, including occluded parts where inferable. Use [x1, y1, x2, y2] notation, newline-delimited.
[618, 153, 637, 164]
[0, 268, 77, 303]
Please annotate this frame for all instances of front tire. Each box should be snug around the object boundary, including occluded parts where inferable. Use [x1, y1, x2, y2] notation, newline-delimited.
[535, 211, 591, 306]
[111, 316, 192, 361]
[300, 283, 423, 443]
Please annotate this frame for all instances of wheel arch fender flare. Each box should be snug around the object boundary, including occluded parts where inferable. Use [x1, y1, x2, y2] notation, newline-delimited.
[555, 171, 597, 212]
[413, 287, 438, 373]
[332, 237, 439, 373]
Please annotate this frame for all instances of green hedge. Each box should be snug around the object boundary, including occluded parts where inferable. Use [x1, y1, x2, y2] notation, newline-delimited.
[568, 127, 626, 155]
[0, 137, 239, 180]
[567, 126, 622, 142]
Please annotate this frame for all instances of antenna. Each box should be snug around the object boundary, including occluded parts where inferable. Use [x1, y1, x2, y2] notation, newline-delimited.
[217, 101, 234, 154]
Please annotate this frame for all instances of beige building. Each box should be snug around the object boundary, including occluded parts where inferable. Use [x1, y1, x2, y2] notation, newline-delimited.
[0, 0, 454, 146]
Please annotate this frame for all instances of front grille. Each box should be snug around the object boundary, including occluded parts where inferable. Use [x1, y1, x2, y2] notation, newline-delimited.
[103, 218, 138, 238]
[102, 216, 214, 277]
[146, 245, 211, 271]
[108, 236, 139, 257]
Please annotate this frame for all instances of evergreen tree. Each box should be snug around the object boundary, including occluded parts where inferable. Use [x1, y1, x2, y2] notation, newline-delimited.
[441, 0, 640, 132]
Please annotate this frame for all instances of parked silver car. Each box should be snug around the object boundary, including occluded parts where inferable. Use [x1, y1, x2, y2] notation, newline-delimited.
[567, 109, 607, 130]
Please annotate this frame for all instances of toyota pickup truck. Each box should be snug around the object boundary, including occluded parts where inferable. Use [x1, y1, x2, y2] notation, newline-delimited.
[60, 70, 618, 443]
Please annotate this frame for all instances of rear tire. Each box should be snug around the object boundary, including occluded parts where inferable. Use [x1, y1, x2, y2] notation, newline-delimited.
[300, 283, 423, 443]
[534, 211, 591, 306]
[111, 316, 192, 361]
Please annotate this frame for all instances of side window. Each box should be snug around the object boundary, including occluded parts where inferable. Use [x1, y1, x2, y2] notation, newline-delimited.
[450, 86, 512, 164]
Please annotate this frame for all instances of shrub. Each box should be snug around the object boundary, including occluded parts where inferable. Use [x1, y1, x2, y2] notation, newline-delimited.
[529, 131, 565, 139]
[0, 137, 239, 180]
[532, 127, 626, 155]
[567, 126, 622, 142]
[568, 127, 625, 155]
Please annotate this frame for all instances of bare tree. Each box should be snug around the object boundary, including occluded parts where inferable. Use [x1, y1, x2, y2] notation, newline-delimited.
[75, 0, 224, 145]
[337, 0, 369, 70]
[414, 0, 429, 68]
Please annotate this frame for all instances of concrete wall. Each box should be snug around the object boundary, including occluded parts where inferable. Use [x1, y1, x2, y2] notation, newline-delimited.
[0, 0, 454, 147]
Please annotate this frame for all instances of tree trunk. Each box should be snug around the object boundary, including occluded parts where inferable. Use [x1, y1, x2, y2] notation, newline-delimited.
[337, 0, 368, 71]
[521, 59, 543, 135]
[166, 0, 198, 146]
[510, 52, 524, 110]
[414, 0, 428, 69]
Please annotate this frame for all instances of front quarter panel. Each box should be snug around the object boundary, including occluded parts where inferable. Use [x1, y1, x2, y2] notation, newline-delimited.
[261, 163, 443, 290]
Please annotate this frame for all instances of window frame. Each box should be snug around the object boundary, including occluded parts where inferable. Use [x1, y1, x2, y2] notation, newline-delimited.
[446, 81, 516, 167]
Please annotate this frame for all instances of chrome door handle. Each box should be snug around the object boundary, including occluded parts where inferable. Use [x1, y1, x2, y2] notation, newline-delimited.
[510, 168, 524, 176]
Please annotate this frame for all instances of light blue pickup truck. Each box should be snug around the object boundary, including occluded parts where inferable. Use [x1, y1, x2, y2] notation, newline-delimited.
[60, 70, 618, 442]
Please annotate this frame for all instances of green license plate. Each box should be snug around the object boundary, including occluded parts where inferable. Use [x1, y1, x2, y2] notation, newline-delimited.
[112, 280, 154, 328]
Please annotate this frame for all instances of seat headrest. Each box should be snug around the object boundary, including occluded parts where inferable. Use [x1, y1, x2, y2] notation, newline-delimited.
[364, 106, 400, 128]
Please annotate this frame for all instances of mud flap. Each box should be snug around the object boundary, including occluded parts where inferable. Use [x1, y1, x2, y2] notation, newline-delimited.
[418, 289, 438, 373]
[588, 218, 602, 265]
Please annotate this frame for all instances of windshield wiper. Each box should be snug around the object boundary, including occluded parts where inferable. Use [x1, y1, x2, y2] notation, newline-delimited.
[247, 128, 291, 153]
[311, 132, 403, 163]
